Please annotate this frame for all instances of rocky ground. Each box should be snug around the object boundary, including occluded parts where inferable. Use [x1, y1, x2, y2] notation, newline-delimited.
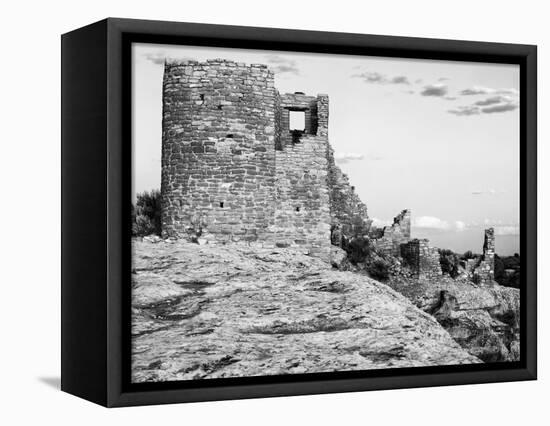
[131, 239, 479, 383]
[385, 274, 520, 362]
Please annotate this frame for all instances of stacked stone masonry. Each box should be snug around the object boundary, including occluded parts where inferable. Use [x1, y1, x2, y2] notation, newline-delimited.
[161, 59, 368, 260]
[370, 209, 411, 256]
[472, 228, 495, 285]
[400, 239, 443, 279]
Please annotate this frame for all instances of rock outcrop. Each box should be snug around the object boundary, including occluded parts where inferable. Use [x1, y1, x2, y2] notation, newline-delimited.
[131, 239, 479, 383]
[385, 275, 520, 362]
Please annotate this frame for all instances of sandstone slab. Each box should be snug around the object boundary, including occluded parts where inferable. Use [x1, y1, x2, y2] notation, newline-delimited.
[132, 239, 480, 383]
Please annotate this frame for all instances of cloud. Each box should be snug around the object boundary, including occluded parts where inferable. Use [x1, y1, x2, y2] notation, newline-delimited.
[265, 55, 300, 76]
[438, 77, 449, 82]
[497, 88, 519, 96]
[471, 189, 505, 195]
[459, 86, 519, 96]
[444, 96, 457, 101]
[412, 216, 473, 232]
[143, 52, 167, 65]
[371, 217, 390, 228]
[355, 71, 385, 83]
[459, 86, 492, 96]
[143, 52, 197, 65]
[413, 216, 451, 231]
[494, 225, 520, 236]
[353, 71, 411, 85]
[449, 96, 518, 116]
[454, 221, 467, 232]
[391, 76, 411, 84]
[334, 152, 365, 164]
[481, 102, 519, 113]
[420, 84, 448, 97]
[448, 106, 481, 116]
[474, 95, 513, 106]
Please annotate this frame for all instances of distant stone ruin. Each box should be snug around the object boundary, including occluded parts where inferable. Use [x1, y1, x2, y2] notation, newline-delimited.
[401, 239, 443, 280]
[467, 228, 496, 285]
[369, 209, 411, 256]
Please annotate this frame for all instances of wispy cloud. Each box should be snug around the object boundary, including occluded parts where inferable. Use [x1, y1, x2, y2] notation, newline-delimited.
[412, 216, 519, 235]
[448, 105, 480, 116]
[143, 52, 167, 65]
[334, 152, 365, 164]
[474, 219, 519, 235]
[413, 216, 469, 232]
[352, 71, 411, 85]
[143, 52, 196, 65]
[391, 76, 410, 84]
[474, 95, 513, 106]
[459, 86, 519, 96]
[449, 95, 518, 116]
[494, 225, 520, 236]
[265, 55, 300, 76]
[413, 216, 451, 231]
[371, 217, 390, 228]
[420, 84, 448, 97]
[471, 189, 506, 195]
[481, 102, 519, 113]
[454, 221, 467, 232]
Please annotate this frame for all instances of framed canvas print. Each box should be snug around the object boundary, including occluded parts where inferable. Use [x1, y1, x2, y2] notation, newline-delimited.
[61, 18, 537, 407]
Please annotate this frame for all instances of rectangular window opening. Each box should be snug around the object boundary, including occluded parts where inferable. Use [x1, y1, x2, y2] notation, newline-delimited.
[289, 110, 305, 131]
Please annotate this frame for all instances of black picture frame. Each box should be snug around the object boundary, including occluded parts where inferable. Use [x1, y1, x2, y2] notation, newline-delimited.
[61, 17, 537, 407]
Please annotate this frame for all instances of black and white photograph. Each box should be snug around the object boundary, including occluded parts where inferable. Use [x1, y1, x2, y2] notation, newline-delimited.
[2, 0, 547, 420]
[130, 43, 521, 383]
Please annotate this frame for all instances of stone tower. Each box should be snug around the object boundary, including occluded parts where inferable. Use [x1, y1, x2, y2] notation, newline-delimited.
[161, 59, 278, 243]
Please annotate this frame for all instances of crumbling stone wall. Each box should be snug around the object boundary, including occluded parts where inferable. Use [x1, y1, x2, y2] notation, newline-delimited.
[370, 210, 411, 256]
[472, 228, 495, 285]
[161, 59, 352, 260]
[272, 93, 331, 259]
[460, 258, 478, 279]
[327, 146, 371, 243]
[401, 238, 442, 279]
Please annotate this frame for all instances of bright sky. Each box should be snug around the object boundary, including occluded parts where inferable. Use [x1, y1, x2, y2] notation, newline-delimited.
[132, 43, 520, 255]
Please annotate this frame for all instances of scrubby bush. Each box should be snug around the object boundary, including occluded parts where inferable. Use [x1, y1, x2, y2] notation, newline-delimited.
[494, 254, 520, 288]
[132, 213, 156, 237]
[132, 190, 161, 237]
[344, 236, 373, 264]
[439, 248, 460, 278]
[503, 253, 520, 270]
[461, 250, 476, 260]
[366, 259, 390, 281]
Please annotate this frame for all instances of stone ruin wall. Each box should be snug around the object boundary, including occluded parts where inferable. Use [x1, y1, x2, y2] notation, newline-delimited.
[272, 93, 332, 258]
[471, 228, 495, 285]
[370, 210, 411, 256]
[401, 238, 443, 279]
[327, 146, 372, 245]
